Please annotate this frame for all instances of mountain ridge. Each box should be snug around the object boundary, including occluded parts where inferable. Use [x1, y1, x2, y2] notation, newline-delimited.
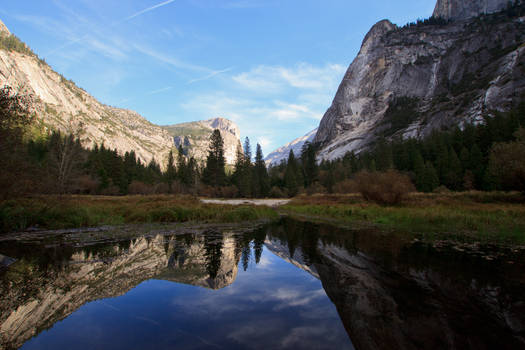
[264, 128, 318, 166]
[313, 1, 525, 161]
[0, 20, 241, 168]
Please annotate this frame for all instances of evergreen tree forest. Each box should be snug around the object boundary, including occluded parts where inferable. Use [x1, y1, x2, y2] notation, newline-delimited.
[1, 84, 525, 199]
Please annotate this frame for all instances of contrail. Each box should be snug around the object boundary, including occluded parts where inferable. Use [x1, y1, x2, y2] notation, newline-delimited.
[124, 0, 177, 21]
[44, 0, 177, 57]
[188, 67, 234, 84]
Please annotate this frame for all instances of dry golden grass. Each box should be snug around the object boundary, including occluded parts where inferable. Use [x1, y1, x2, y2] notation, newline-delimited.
[282, 192, 525, 243]
[0, 194, 278, 232]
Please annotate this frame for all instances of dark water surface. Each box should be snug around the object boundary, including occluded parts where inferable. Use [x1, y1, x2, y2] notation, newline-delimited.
[1, 218, 524, 349]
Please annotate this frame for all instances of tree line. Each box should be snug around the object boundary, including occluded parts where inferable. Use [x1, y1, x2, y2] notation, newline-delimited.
[1, 85, 524, 199]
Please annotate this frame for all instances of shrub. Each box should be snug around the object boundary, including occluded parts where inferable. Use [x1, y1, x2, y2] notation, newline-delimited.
[433, 185, 451, 194]
[333, 179, 359, 194]
[489, 128, 525, 193]
[154, 183, 170, 194]
[128, 181, 155, 195]
[354, 170, 415, 205]
[219, 185, 238, 198]
[306, 183, 326, 195]
[269, 186, 286, 198]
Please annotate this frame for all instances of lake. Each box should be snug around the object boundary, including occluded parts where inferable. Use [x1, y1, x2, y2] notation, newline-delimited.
[0, 218, 524, 349]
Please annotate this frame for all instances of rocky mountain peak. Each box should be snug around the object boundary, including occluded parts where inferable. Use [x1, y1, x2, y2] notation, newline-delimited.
[205, 117, 240, 138]
[361, 20, 396, 54]
[0, 20, 10, 36]
[433, 0, 512, 21]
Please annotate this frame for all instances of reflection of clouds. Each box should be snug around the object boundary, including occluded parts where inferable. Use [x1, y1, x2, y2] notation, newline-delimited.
[162, 248, 350, 349]
[281, 325, 345, 349]
[254, 255, 273, 269]
[227, 319, 285, 344]
[271, 288, 326, 310]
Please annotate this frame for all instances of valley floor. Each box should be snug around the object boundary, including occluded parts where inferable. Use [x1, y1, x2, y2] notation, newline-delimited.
[1, 192, 524, 245]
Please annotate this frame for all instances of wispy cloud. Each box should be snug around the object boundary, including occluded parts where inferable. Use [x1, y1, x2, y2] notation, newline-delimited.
[123, 0, 178, 22]
[133, 44, 210, 73]
[232, 63, 346, 94]
[188, 67, 234, 84]
[147, 86, 173, 95]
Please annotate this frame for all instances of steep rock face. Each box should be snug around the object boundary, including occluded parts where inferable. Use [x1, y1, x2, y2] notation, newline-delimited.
[264, 128, 318, 166]
[434, 0, 512, 20]
[314, 8, 525, 160]
[162, 117, 242, 165]
[0, 24, 175, 167]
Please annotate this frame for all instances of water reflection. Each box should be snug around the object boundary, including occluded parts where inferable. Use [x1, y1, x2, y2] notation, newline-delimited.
[0, 218, 524, 349]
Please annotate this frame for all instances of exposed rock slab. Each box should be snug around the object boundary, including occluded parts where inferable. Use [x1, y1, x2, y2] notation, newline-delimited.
[314, 9, 525, 161]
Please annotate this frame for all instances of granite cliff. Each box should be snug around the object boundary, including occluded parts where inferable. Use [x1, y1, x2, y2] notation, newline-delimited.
[0, 20, 242, 168]
[0, 20, 176, 167]
[314, 0, 525, 160]
[162, 117, 242, 165]
[433, 0, 512, 20]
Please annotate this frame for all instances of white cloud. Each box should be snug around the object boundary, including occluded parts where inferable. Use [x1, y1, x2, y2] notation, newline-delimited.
[232, 63, 346, 94]
[181, 61, 346, 152]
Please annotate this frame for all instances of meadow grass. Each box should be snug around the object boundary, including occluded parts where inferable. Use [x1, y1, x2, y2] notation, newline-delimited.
[0, 195, 279, 233]
[281, 192, 525, 244]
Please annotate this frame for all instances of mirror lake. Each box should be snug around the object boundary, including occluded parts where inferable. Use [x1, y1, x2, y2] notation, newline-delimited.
[1, 218, 524, 350]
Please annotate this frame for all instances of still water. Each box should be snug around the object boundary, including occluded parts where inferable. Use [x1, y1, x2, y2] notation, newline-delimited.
[0, 218, 524, 349]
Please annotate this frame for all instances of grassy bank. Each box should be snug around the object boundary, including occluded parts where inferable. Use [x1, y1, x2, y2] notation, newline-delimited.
[0, 195, 279, 233]
[280, 192, 525, 244]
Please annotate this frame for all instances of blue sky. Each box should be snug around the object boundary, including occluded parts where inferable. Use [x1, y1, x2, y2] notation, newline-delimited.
[1, 0, 435, 154]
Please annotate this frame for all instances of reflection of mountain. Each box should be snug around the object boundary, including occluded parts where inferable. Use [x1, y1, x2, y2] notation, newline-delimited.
[264, 239, 319, 278]
[0, 232, 240, 349]
[266, 219, 525, 350]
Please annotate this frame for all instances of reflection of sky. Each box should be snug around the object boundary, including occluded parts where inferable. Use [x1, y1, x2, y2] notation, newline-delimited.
[21, 247, 353, 350]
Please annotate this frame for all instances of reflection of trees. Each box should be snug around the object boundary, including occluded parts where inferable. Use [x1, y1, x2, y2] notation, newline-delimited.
[232, 227, 267, 270]
[241, 243, 251, 271]
[203, 231, 224, 279]
[252, 229, 266, 264]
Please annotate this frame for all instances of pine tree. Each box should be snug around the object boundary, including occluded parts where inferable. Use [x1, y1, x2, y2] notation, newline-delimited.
[165, 150, 176, 193]
[422, 161, 439, 192]
[176, 145, 188, 185]
[243, 137, 252, 163]
[300, 142, 318, 188]
[413, 150, 426, 191]
[202, 129, 226, 187]
[445, 146, 462, 190]
[253, 143, 270, 198]
[187, 157, 197, 187]
[233, 144, 251, 197]
[285, 150, 300, 197]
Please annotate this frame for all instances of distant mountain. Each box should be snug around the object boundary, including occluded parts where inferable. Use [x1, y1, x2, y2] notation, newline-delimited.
[162, 117, 242, 165]
[314, 0, 525, 161]
[0, 19, 175, 167]
[264, 128, 317, 166]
